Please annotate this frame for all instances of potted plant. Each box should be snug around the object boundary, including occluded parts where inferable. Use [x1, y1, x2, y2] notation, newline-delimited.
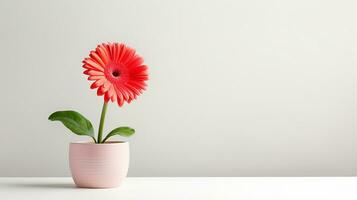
[48, 43, 148, 188]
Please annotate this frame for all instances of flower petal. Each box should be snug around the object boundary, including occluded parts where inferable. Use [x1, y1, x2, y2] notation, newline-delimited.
[87, 75, 104, 80]
[122, 47, 136, 64]
[90, 79, 105, 89]
[114, 86, 125, 107]
[97, 86, 105, 96]
[125, 83, 140, 97]
[118, 96, 124, 107]
[104, 43, 113, 60]
[130, 65, 148, 75]
[83, 58, 104, 72]
[127, 56, 144, 68]
[89, 51, 106, 68]
[122, 85, 135, 100]
[117, 44, 126, 62]
[104, 91, 111, 102]
[111, 89, 117, 102]
[84, 70, 104, 76]
[128, 80, 147, 90]
[113, 43, 119, 62]
[114, 85, 129, 101]
[96, 45, 110, 65]
[108, 43, 115, 60]
[105, 84, 115, 102]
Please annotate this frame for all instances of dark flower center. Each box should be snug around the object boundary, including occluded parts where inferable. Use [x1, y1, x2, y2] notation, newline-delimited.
[112, 70, 121, 77]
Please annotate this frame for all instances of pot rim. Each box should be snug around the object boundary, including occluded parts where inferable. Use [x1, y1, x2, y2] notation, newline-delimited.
[70, 141, 128, 145]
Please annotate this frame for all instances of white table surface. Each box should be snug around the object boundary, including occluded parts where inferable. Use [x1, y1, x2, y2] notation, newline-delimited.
[0, 177, 356, 200]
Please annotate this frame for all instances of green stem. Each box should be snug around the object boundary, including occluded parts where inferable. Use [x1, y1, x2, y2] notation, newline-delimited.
[97, 102, 108, 143]
[102, 134, 110, 144]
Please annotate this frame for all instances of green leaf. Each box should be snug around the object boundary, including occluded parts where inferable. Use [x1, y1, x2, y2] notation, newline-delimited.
[48, 110, 95, 139]
[102, 127, 135, 143]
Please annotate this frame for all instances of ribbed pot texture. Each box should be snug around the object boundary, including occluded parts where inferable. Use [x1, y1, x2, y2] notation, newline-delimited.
[69, 141, 129, 188]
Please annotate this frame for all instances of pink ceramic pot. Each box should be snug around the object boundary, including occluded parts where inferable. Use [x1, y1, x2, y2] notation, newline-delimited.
[69, 141, 129, 188]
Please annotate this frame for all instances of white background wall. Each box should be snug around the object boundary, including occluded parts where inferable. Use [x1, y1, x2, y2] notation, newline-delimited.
[1, 0, 357, 176]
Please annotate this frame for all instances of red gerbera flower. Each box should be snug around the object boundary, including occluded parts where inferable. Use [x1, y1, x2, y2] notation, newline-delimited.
[83, 43, 148, 107]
